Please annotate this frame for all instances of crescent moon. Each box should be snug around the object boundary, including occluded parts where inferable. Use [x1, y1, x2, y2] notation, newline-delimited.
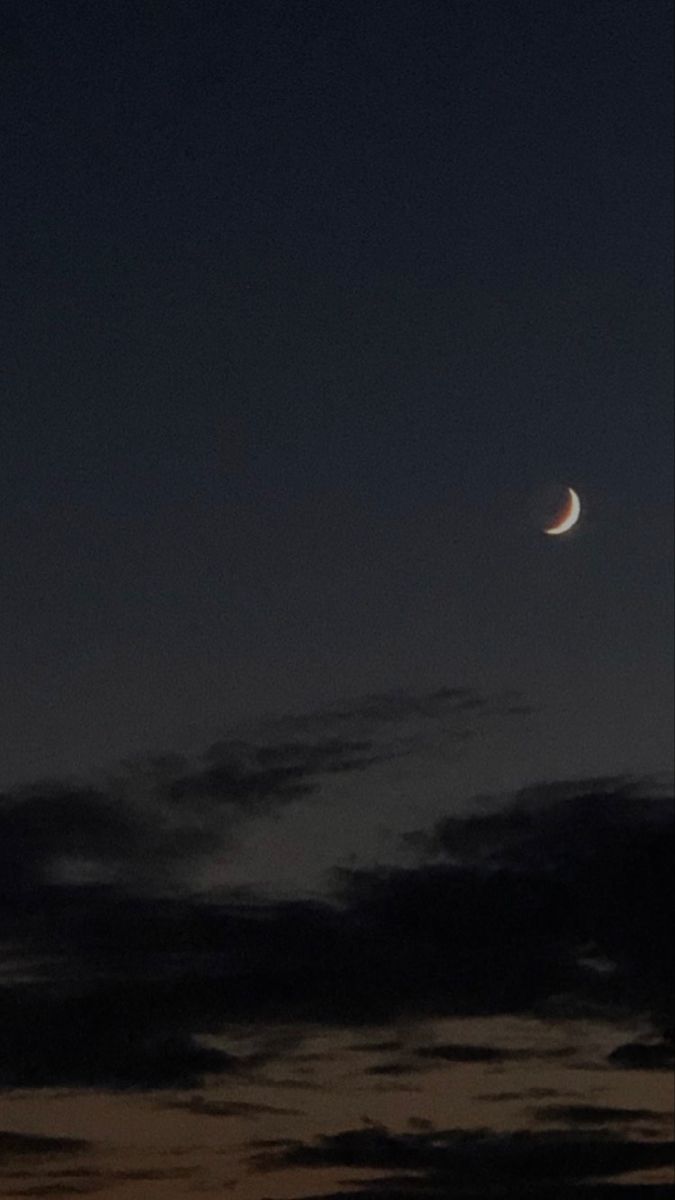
[544, 487, 581, 535]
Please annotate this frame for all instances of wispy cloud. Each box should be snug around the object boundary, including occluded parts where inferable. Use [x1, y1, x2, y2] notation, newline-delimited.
[159, 1094, 302, 1119]
[533, 1104, 670, 1127]
[0, 1130, 90, 1160]
[0, 685, 515, 893]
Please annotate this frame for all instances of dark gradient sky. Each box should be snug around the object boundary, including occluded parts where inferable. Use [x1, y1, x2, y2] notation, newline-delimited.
[2, 0, 672, 788]
[0, 3, 673, 1198]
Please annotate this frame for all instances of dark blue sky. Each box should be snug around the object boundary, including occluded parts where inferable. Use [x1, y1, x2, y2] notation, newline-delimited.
[1, 0, 672, 787]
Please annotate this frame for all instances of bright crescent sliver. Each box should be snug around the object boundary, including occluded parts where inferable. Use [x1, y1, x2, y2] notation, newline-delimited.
[544, 487, 581, 535]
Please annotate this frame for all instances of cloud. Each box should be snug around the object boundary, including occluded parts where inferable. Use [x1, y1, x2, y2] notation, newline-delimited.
[414, 1043, 574, 1065]
[0, 684, 509, 894]
[172, 683, 525, 807]
[0, 1131, 89, 1161]
[0, 1166, 196, 1199]
[0, 781, 214, 898]
[348, 1040, 403, 1054]
[258, 1187, 675, 1200]
[420, 775, 670, 867]
[251, 687, 523, 736]
[159, 1095, 301, 1119]
[251, 1123, 675, 1195]
[400, 777, 674, 1025]
[477, 1087, 570, 1102]
[364, 1063, 413, 1077]
[0, 785, 143, 890]
[534, 1104, 668, 1126]
[415, 1043, 511, 1063]
[0, 1130, 92, 1194]
[0, 776, 671, 1090]
[168, 736, 385, 806]
[0, 1189, 101, 1198]
[0, 971, 240, 1089]
[359, 1043, 579, 1080]
[607, 1035, 675, 1072]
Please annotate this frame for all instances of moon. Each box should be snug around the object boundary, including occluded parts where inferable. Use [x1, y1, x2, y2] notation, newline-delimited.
[543, 486, 581, 535]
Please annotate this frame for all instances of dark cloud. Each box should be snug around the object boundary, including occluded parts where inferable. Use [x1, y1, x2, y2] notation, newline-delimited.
[0, 1169, 195, 1200]
[407, 1117, 435, 1132]
[477, 1088, 567, 1102]
[0, 685, 507, 894]
[159, 1095, 301, 1119]
[348, 1041, 403, 1054]
[41, 1168, 193, 1181]
[0, 777, 670, 1090]
[0, 1153, 195, 1196]
[252, 1123, 675, 1195]
[0, 977, 238, 1090]
[172, 683, 527, 806]
[422, 775, 670, 867]
[263, 1187, 675, 1200]
[607, 1035, 675, 1072]
[413, 1043, 575, 1065]
[0, 785, 142, 890]
[0, 1130, 89, 1160]
[168, 737, 386, 806]
[0, 1189, 100, 1198]
[534, 1104, 668, 1126]
[255, 687, 519, 735]
[415, 1043, 510, 1064]
[0, 781, 214, 898]
[247, 1138, 300, 1151]
[402, 777, 674, 1025]
[364, 1063, 413, 1077]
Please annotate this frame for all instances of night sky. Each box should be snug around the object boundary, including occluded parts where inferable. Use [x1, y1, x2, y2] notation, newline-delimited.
[1, 2, 673, 1198]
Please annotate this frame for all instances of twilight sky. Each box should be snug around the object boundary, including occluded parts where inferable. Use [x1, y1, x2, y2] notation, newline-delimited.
[0, 1, 673, 1197]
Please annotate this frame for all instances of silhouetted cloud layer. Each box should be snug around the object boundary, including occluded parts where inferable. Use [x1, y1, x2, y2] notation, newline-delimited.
[0, 768, 671, 1091]
[267, 1186, 675, 1200]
